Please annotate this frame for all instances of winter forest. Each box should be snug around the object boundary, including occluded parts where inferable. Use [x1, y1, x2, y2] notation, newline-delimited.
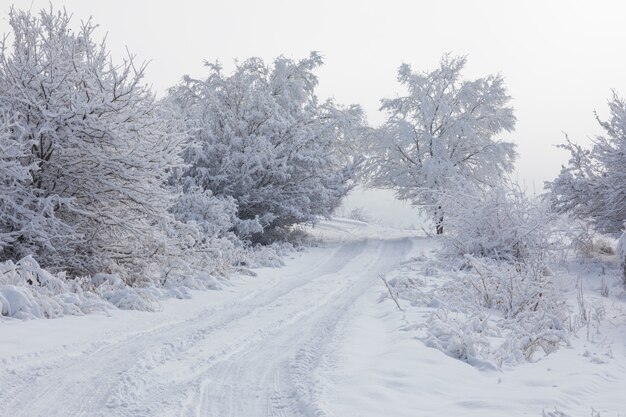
[1, 4, 626, 417]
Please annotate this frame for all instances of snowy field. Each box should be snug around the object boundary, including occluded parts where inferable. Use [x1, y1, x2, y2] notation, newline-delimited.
[1, 219, 625, 417]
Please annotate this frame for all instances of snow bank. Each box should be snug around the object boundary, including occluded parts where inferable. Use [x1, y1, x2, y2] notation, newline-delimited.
[0, 256, 108, 319]
[0, 262, 228, 320]
[0, 257, 228, 319]
[0, 233, 301, 321]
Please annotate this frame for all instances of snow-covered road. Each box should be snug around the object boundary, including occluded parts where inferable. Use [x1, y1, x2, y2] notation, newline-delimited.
[4, 220, 625, 417]
[0, 220, 416, 417]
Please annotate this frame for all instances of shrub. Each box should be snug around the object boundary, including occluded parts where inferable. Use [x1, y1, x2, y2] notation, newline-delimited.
[441, 184, 556, 264]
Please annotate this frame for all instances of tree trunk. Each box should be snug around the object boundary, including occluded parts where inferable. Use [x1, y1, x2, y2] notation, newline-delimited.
[436, 206, 443, 235]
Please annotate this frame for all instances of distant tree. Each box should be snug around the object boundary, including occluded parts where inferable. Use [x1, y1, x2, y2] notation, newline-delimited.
[0, 8, 182, 277]
[548, 92, 626, 235]
[361, 55, 517, 234]
[167, 53, 364, 242]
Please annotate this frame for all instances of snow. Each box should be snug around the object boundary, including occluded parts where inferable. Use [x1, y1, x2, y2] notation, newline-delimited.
[319, 285, 626, 417]
[0, 285, 43, 319]
[316, 251, 626, 416]
[1, 219, 625, 417]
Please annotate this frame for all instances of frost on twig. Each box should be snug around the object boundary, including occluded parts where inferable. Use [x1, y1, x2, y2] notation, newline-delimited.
[379, 274, 403, 311]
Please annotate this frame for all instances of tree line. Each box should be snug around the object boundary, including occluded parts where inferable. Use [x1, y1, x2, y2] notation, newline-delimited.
[1, 7, 624, 284]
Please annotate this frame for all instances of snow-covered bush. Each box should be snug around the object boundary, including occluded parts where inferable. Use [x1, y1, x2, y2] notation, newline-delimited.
[0, 256, 108, 319]
[423, 309, 498, 370]
[430, 185, 568, 362]
[441, 184, 556, 264]
[387, 254, 569, 367]
[360, 54, 517, 234]
[0, 8, 183, 278]
[168, 182, 237, 238]
[589, 237, 616, 256]
[498, 311, 568, 362]
[459, 254, 567, 361]
[549, 215, 620, 266]
[89, 273, 171, 312]
[346, 207, 370, 223]
[462, 255, 561, 318]
[559, 218, 600, 258]
[0, 254, 227, 319]
[166, 53, 364, 242]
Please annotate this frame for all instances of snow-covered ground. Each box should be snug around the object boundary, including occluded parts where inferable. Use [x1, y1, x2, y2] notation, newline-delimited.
[1, 219, 625, 417]
[316, 267, 626, 417]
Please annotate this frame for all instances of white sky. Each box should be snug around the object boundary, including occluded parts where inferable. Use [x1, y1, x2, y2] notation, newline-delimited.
[2, 0, 625, 227]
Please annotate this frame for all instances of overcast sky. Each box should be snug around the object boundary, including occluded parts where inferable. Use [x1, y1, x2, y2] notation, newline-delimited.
[2, 0, 624, 226]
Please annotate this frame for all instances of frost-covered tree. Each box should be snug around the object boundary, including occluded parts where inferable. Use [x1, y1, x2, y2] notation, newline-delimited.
[361, 55, 517, 234]
[0, 8, 182, 277]
[0, 113, 73, 262]
[167, 53, 363, 241]
[548, 92, 626, 235]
